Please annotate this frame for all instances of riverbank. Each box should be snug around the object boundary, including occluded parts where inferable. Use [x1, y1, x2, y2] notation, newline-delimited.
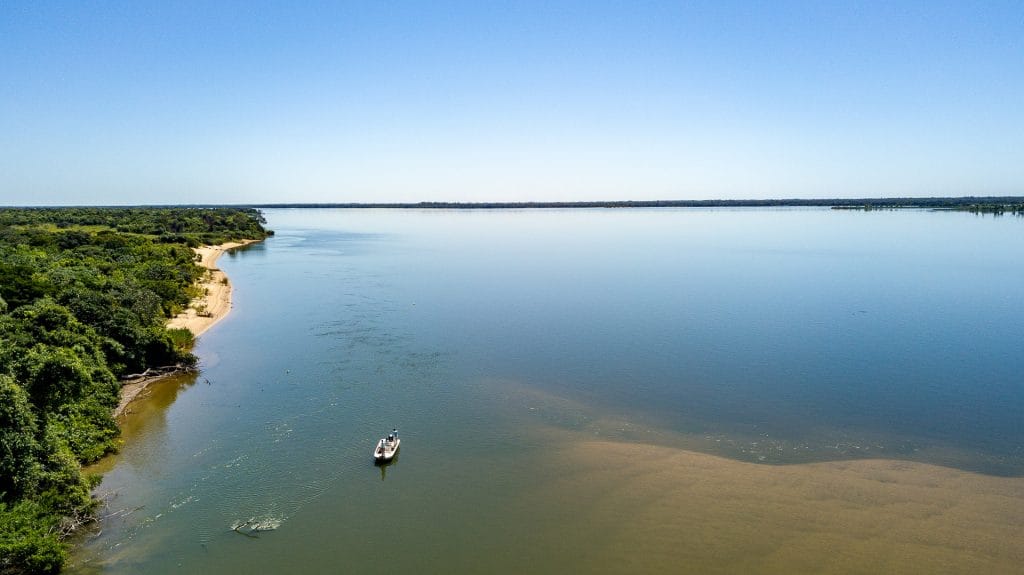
[115, 239, 261, 417]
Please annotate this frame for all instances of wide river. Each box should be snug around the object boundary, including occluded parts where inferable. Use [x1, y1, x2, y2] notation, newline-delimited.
[71, 208, 1024, 573]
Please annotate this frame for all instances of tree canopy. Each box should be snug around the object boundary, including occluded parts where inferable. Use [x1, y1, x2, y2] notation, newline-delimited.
[0, 207, 270, 573]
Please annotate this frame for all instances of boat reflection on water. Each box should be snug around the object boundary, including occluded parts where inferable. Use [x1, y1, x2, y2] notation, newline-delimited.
[376, 451, 399, 481]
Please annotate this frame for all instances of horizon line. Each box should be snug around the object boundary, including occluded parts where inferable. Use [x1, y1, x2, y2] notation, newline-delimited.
[3, 196, 1023, 210]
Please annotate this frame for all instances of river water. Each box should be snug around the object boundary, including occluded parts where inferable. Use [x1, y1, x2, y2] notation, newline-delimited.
[70, 208, 1024, 573]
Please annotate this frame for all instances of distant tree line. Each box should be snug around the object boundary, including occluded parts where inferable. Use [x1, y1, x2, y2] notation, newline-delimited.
[959, 203, 1024, 215]
[0, 207, 270, 573]
[0, 207, 272, 246]
[250, 196, 1024, 210]
[831, 201, 1024, 214]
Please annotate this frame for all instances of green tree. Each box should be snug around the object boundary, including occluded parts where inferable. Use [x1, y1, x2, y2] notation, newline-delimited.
[0, 375, 41, 501]
[0, 206, 270, 573]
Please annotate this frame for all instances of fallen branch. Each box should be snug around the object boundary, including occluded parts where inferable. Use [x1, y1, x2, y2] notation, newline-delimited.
[120, 364, 195, 381]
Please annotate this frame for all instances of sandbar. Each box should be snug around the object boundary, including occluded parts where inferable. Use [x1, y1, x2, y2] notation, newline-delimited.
[481, 378, 1024, 573]
[522, 436, 1024, 573]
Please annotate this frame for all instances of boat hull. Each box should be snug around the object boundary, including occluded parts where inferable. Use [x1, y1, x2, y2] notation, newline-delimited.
[373, 438, 400, 462]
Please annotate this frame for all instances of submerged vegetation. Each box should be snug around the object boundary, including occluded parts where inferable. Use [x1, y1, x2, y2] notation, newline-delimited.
[831, 199, 1024, 214]
[957, 202, 1024, 215]
[0, 207, 270, 573]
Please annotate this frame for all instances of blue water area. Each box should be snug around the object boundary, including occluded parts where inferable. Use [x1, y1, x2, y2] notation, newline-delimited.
[70, 207, 1024, 574]
[260, 207, 1024, 473]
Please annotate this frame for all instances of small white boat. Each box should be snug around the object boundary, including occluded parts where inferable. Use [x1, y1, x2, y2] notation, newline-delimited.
[374, 429, 400, 462]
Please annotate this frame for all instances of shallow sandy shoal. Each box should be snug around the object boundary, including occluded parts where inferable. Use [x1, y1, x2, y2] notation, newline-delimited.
[522, 434, 1024, 574]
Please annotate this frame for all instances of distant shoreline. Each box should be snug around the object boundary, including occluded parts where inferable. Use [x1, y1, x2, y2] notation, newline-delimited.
[6, 196, 1023, 210]
[248, 196, 1024, 210]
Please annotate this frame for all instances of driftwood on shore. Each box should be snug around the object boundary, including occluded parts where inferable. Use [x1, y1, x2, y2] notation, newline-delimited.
[51, 505, 96, 538]
[115, 364, 197, 417]
[120, 364, 194, 382]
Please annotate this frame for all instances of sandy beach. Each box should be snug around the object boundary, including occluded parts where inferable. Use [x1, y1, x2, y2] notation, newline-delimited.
[115, 239, 260, 416]
[165, 240, 259, 337]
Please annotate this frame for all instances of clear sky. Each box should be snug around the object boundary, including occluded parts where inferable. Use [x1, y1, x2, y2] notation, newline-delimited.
[1, 1, 1022, 205]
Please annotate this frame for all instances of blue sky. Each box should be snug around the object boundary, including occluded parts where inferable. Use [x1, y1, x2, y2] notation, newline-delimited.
[1, 1, 1022, 204]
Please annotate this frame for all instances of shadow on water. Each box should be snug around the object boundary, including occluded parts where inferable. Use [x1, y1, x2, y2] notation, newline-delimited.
[86, 371, 200, 476]
[225, 240, 267, 258]
[375, 451, 399, 481]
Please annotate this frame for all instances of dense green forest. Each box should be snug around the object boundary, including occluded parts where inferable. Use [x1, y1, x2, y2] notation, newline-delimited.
[0, 208, 271, 573]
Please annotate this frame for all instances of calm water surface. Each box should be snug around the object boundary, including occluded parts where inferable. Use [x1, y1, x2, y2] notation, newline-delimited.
[71, 208, 1024, 573]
